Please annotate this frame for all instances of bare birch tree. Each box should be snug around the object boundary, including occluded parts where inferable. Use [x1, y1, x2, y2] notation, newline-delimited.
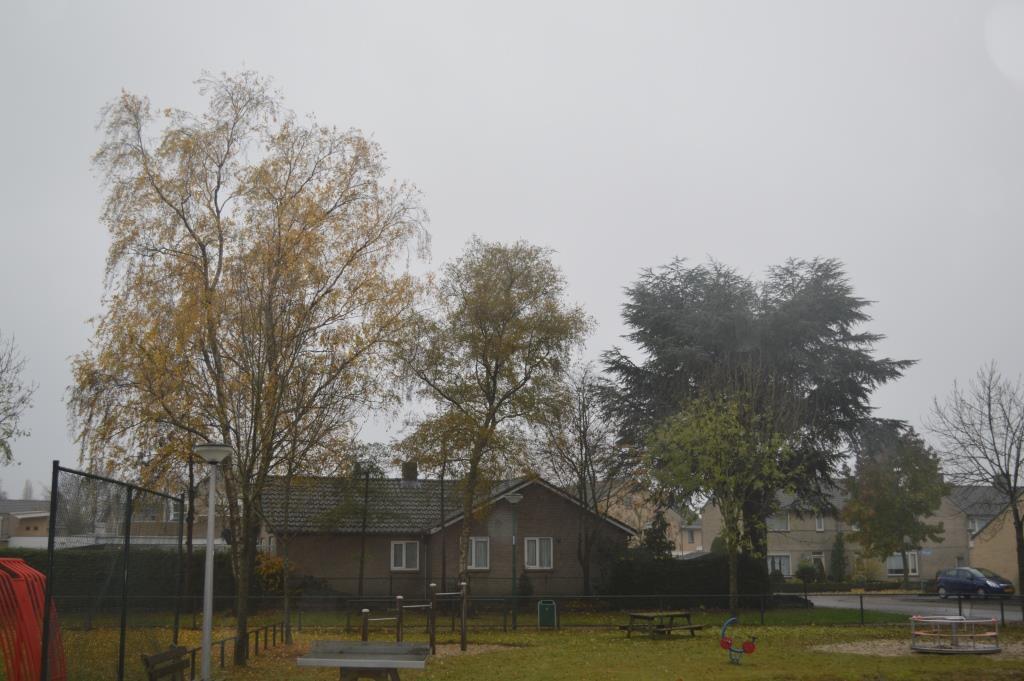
[0, 332, 35, 463]
[929, 362, 1024, 590]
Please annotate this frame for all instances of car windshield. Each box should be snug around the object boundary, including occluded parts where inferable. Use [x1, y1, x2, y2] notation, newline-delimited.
[974, 567, 1001, 579]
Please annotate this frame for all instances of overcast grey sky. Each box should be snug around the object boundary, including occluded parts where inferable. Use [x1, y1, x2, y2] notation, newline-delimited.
[2, 1, 1024, 496]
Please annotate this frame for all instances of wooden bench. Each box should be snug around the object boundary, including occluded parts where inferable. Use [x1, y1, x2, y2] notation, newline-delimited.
[141, 646, 189, 681]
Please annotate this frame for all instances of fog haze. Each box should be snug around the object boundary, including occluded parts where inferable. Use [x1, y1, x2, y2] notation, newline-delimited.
[3, 0, 1024, 494]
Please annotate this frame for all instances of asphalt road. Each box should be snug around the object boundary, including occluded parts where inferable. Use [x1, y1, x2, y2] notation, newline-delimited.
[808, 593, 1024, 623]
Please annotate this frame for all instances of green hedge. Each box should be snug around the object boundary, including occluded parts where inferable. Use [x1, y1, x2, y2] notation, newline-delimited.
[606, 551, 767, 596]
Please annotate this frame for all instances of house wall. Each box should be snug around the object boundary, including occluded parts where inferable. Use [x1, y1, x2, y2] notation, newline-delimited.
[282, 483, 631, 598]
[700, 496, 970, 581]
[970, 501, 1023, 589]
[607, 494, 702, 555]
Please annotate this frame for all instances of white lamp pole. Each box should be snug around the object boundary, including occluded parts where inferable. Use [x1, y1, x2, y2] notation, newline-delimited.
[195, 443, 232, 681]
[505, 492, 524, 630]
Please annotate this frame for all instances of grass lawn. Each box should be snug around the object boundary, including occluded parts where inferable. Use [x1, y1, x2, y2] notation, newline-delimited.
[226, 622, 1024, 681]
[45, 609, 1023, 681]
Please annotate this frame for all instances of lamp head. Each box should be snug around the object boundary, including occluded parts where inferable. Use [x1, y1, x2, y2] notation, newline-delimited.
[194, 443, 232, 465]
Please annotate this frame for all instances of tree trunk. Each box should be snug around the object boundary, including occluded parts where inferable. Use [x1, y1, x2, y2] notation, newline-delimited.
[281, 473, 293, 644]
[233, 510, 254, 666]
[727, 547, 739, 615]
[185, 459, 195, 627]
[900, 547, 910, 590]
[458, 457, 482, 585]
[1011, 505, 1024, 597]
[358, 472, 369, 597]
[743, 498, 770, 594]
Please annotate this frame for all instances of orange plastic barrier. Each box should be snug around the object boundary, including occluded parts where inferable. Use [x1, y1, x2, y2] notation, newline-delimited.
[0, 559, 66, 681]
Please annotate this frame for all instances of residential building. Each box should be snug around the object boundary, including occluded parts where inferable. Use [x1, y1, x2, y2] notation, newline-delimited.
[969, 497, 1024, 589]
[0, 500, 51, 549]
[700, 486, 1001, 582]
[260, 470, 635, 597]
[606, 489, 703, 557]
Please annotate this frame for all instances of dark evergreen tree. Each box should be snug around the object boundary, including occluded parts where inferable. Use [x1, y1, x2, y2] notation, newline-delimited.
[640, 510, 674, 560]
[603, 258, 912, 580]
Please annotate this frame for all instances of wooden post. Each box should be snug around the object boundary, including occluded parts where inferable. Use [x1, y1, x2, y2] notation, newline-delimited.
[396, 595, 404, 643]
[361, 609, 370, 642]
[429, 583, 437, 655]
[460, 582, 468, 652]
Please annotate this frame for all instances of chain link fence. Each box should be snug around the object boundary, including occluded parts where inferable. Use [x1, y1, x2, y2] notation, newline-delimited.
[42, 462, 184, 681]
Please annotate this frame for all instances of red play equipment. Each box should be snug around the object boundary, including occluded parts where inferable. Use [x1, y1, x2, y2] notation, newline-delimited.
[0, 558, 66, 681]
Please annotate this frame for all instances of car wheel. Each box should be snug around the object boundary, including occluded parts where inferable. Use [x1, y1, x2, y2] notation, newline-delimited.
[976, 588, 986, 599]
[938, 586, 947, 599]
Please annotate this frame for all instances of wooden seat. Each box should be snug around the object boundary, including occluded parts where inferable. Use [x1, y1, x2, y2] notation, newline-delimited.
[141, 647, 189, 681]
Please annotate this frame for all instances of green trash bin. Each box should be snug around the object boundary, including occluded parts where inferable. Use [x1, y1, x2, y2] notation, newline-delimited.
[537, 599, 557, 629]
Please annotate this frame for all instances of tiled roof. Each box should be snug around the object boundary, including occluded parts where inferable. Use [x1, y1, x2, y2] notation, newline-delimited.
[948, 485, 1005, 517]
[260, 477, 522, 535]
[0, 500, 50, 515]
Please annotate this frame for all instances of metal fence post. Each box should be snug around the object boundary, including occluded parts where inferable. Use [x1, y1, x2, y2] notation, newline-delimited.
[117, 487, 134, 681]
[429, 584, 437, 655]
[859, 594, 864, 625]
[957, 595, 962, 617]
[460, 582, 468, 652]
[396, 595, 404, 643]
[361, 609, 370, 641]
[298, 608, 303, 631]
[39, 460, 60, 681]
[760, 594, 765, 625]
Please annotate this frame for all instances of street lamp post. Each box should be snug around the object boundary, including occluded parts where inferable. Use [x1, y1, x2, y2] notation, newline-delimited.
[505, 492, 523, 630]
[195, 443, 232, 681]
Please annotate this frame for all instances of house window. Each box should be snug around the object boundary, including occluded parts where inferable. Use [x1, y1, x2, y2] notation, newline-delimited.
[815, 515, 825, 532]
[468, 537, 489, 570]
[168, 500, 182, 522]
[767, 554, 791, 577]
[391, 541, 419, 571]
[811, 551, 826, 573]
[885, 552, 918, 577]
[767, 513, 790, 532]
[525, 537, 553, 569]
[686, 529, 695, 544]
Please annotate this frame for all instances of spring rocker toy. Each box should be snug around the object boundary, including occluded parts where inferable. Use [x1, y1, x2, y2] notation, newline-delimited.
[719, 617, 756, 665]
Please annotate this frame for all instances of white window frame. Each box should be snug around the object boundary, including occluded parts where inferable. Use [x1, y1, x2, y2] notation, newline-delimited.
[468, 536, 490, 570]
[167, 499, 182, 522]
[524, 537, 554, 570]
[767, 513, 790, 532]
[815, 514, 825, 532]
[810, 551, 826, 572]
[686, 529, 695, 544]
[767, 553, 792, 577]
[885, 551, 918, 577]
[390, 540, 419, 572]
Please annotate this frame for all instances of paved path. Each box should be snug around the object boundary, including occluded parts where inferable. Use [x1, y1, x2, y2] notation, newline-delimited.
[808, 594, 1024, 623]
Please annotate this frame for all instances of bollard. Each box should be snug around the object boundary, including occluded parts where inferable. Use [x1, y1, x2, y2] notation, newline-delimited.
[429, 584, 437, 655]
[1000, 597, 1005, 626]
[460, 582, 468, 652]
[396, 595, 405, 643]
[957, 595, 963, 617]
[361, 608, 370, 642]
[859, 594, 864, 625]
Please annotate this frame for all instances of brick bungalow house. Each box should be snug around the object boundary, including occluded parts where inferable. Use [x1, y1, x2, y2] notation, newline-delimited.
[260, 469, 635, 598]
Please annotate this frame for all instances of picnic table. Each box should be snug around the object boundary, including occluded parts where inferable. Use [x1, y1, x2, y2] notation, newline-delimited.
[297, 641, 430, 680]
[622, 611, 705, 638]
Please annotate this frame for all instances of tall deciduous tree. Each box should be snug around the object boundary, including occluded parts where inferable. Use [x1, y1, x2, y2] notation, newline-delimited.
[531, 362, 636, 594]
[68, 72, 425, 664]
[843, 421, 947, 587]
[650, 395, 790, 611]
[929, 363, 1024, 591]
[604, 258, 911, 573]
[401, 238, 589, 582]
[0, 331, 35, 463]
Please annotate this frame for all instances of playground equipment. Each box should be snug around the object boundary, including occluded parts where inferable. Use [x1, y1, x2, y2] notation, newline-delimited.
[360, 582, 469, 653]
[719, 617, 756, 665]
[910, 616, 1000, 654]
[0, 558, 66, 681]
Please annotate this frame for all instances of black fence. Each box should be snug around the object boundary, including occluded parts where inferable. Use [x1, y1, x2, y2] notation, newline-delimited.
[41, 461, 185, 681]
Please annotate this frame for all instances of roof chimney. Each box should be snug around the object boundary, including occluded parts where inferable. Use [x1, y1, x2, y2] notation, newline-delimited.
[401, 461, 419, 482]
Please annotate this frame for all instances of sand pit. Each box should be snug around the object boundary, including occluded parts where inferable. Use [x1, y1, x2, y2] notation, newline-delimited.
[813, 640, 1024, 659]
